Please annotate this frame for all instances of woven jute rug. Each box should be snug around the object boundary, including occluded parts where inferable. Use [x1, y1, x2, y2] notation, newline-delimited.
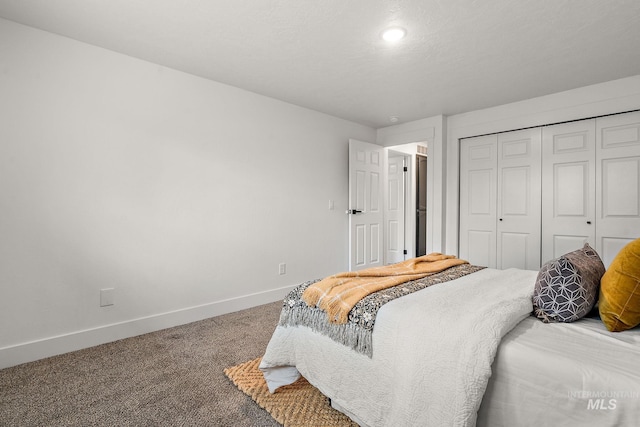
[224, 358, 358, 426]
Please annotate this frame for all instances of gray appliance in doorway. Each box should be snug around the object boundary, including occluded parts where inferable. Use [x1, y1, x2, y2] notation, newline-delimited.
[416, 155, 427, 256]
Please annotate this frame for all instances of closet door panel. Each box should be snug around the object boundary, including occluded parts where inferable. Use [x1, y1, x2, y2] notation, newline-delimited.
[500, 232, 530, 269]
[601, 158, 639, 216]
[596, 111, 640, 267]
[497, 129, 541, 270]
[601, 237, 633, 268]
[501, 167, 529, 214]
[459, 135, 497, 268]
[541, 120, 596, 264]
[467, 231, 493, 267]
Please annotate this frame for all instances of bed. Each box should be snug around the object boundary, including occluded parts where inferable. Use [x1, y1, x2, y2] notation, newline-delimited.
[259, 247, 640, 426]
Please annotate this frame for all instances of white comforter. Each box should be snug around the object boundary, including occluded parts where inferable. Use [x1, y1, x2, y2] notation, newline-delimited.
[260, 268, 538, 427]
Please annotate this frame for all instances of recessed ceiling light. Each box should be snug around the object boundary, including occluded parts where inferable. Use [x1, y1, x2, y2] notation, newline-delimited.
[382, 27, 406, 42]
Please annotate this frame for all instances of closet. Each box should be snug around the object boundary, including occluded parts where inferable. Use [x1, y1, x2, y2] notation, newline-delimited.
[459, 110, 640, 270]
[459, 129, 541, 270]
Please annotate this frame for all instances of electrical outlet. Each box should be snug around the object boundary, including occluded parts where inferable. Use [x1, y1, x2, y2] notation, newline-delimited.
[100, 288, 115, 307]
[279, 263, 286, 275]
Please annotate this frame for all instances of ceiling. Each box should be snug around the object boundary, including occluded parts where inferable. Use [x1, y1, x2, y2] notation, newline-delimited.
[1, 0, 639, 128]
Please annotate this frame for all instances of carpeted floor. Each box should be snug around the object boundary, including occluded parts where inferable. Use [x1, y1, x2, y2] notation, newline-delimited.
[0, 301, 284, 426]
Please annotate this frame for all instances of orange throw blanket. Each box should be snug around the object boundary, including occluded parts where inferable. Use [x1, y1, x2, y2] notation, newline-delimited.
[302, 253, 468, 324]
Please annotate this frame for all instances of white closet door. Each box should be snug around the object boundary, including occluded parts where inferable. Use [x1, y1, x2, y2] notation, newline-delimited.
[541, 120, 596, 264]
[596, 111, 640, 267]
[497, 128, 542, 270]
[459, 135, 497, 268]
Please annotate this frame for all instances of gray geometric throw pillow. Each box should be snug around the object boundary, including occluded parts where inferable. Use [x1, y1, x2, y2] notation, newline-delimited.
[532, 243, 605, 323]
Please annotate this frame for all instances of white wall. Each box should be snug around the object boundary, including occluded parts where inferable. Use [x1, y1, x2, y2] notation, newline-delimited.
[445, 75, 640, 255]
[0, 18, 376, 368]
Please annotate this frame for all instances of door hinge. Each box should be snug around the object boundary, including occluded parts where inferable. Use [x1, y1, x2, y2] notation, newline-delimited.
[403, 249, 408, 255]
[403, 166, 408, 172]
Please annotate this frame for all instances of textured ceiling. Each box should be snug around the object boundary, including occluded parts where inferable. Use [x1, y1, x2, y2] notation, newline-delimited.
[1, 0, 639, 128]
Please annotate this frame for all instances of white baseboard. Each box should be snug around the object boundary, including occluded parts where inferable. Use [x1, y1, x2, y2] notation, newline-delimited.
[0, 285, 295, 370]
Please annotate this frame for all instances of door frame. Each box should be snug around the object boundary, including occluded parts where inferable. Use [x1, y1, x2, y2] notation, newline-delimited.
[383, 143, 429, 262]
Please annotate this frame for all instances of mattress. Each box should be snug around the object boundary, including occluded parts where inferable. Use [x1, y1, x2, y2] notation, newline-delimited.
[478, 315, 640, 426]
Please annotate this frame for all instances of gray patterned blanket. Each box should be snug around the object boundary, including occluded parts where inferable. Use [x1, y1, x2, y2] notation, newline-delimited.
[278, 263, 485, 357]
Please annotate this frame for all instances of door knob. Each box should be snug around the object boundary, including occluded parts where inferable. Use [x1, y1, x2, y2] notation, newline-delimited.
[346, 209, 363, 215]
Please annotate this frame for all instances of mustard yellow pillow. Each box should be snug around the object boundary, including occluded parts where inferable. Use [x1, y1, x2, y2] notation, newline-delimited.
[599, 238, 640, 332]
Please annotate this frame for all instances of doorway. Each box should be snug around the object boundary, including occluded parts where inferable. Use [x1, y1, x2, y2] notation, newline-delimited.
[416, 154, 428, 256]
[383, 142, 428, 264]
[349, 140, 430, 268]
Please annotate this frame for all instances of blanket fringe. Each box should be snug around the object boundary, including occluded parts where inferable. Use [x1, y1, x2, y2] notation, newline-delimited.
[279, 304, 374, 357]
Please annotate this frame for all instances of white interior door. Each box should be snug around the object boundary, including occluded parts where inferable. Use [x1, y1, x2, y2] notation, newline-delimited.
[349, 139, 384, 271]
[385, 154, 406, 264]
[497, 128, 542, 270]
[596, 111, 640, 267]
[459, 135, 498, 268]
[541, 120, 596, 264]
